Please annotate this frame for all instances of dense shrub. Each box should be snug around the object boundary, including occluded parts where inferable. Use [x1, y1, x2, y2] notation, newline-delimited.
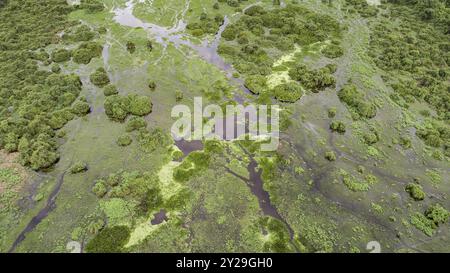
[128, 94, 152, 116]
[79, 0, 104, 13]
[63, 25, 96, 42]
[338, 84, 377, 119]
[117, 134, 132, 146]
[369, 5, 449, 119]
[325, 151, 336, 161]
[90, 68, 110, 87]
[85, 226, 130, 253]
[70, 161, 88, 174]
[104, 95, 130, 121]
[244, 75, 268, 95]
[136, 128, 171, 152]
[51, 49, 71, 63]
[322, 42, 344, 58]
[125, 116, 147, 132]
[273, 82, 303, 103]
[425, 204, 449, 225]
[0, 0, 83, 172]
[126, 41, 136, 54]
[71, 101, 91, 116]
[289, 64, 336, 92]
[73, 42, 102, 64]
[330, 120, 346, 134]
[405, 183, 425, 201]
[104, 94, 152, 121]
[219, 5, 342, 79]
[103, 84, 119, 96]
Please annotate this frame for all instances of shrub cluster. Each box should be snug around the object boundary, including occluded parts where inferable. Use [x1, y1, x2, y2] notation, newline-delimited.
[338, 84, 377, 119]
[104, 94, 152, 121]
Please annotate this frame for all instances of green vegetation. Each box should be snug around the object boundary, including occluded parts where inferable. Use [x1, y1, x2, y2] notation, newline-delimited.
[219, 4, 342, 102]
[1, 0, 449, 254]
[90, 67, 110, 87]
[117, 134, 132, 147]
[51, 49, 72, 63]
[411, 204, 449, 236]
[338, 84, 377, 119]
[273, 82, 303, 103]
[104, 94, 152, 122]
[405, 183, 425, 201]
[70, 161, 88, 174]
[85, 226, 130, 253]
[126, 117, 147, 132]
[289, 64, 336, 92]
[73, 42, 102, 64]
[330, 120, 346, 134]
[103, 84, 119, 96]
[325, 151, 336, 161]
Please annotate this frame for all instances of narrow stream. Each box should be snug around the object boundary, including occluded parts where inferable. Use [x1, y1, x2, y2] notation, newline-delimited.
[9, 171, 67, 252]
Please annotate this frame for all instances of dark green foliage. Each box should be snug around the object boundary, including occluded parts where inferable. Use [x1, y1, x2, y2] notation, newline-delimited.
[73, 42, 102, 64]
[125, 116, 147, 132]
[79, 0, 104, 13]
[344, 0, 379, 17]
[117, 134, 132, 146]
[148, 81, 156, 90]
[136, 128, 171, 153]
[416, 121, 448, 149]
[51, 48, 71, 63]
[405, 183, 425, 201]
[104, 94, 152, 121]
[325, 151, 336, 161]
[338, 84, 377, 119]
[259, 217, 293, 253]
[244, 75, 267, 95]
[369, 5, 449, 119]
[425, 204, 450, 225]
[330, 120, 346, 134]
[92, 171, 163, 217]
[220, 4, 342, 78]
[0, 0, 83, 172]
[186, 13, 224, 38]
[322, 41, 344, 58]
[90, 67, 110, 87]
[175, 90, 183, 101]
[289, 64, 336, 92]
[328, 107, 336, 118]
[103, 84, 118, 96]
[128, 94, 152, 116]
[63, 25, 96, 42]
[126, 41, 136, 54]
[71, 101, 91, 116]
[104, 95, 130, 121]
[411, 203, 449, 236]
[173, 151, 211, 182]
[362, 128, 379, 145]
[92, 180, 107, 197]
[273, 82, 303, 103]
[51, 64, 61, 73]
[85, 226, 130, 253]
[70, 161, 88, 174]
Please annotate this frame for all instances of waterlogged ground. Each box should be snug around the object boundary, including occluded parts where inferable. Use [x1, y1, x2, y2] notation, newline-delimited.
[1, 0, 448, 253]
